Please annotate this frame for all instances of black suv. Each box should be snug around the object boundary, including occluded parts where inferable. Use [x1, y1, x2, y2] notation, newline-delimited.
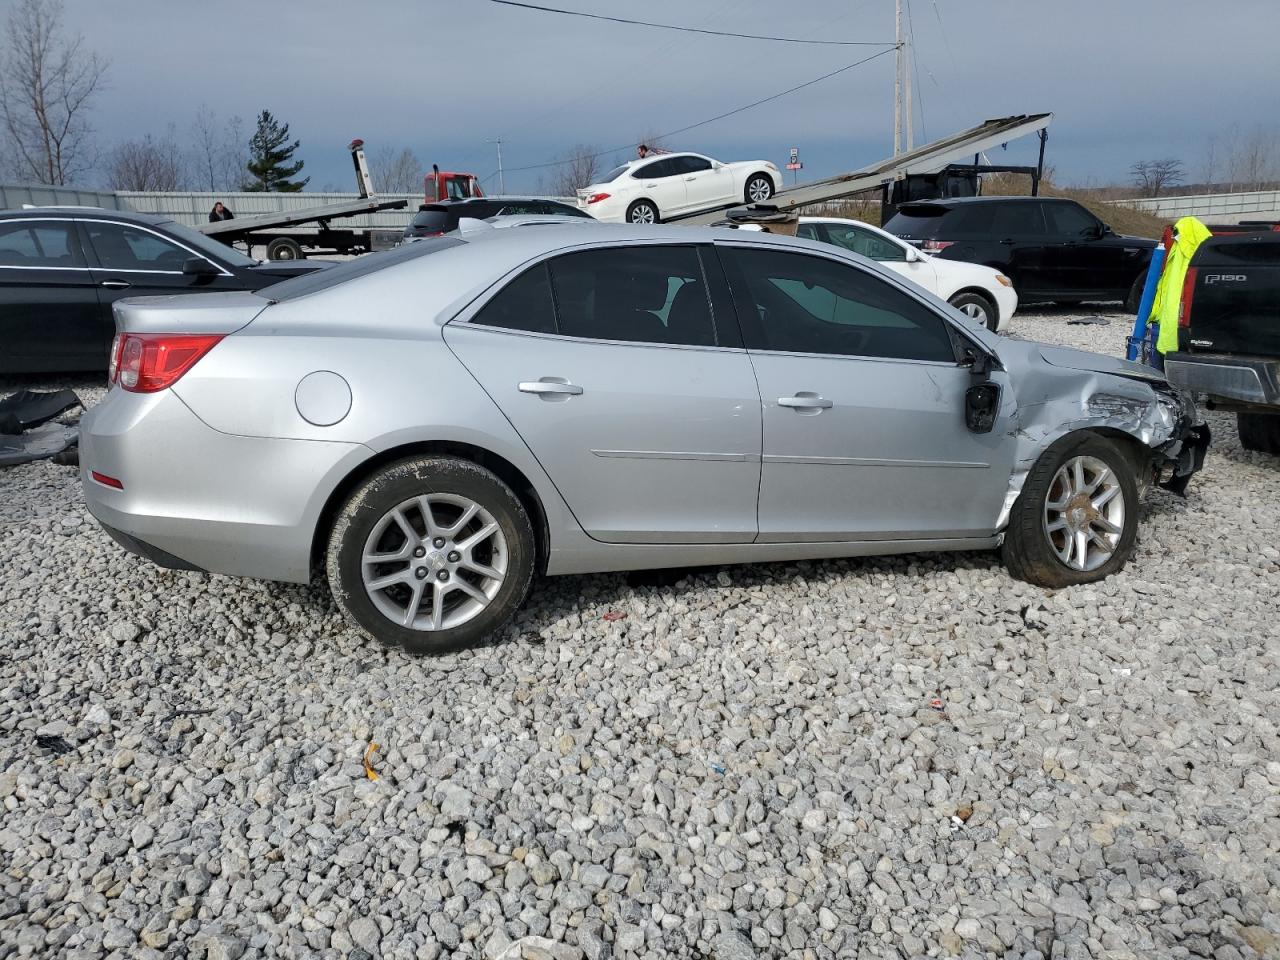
[404, 197, 591, 239]
[883, 197, 1156, 309]
[0, 208, 328, 374]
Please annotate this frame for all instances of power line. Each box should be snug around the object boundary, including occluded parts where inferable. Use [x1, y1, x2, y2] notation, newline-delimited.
[487, 0, 895, 46]
[501, 46, 897, 175]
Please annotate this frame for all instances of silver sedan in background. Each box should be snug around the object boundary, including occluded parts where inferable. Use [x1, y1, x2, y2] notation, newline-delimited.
[80, 223, 1208, 653]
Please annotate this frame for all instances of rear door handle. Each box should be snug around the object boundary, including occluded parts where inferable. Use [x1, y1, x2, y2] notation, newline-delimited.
[778, 394, 833, 410]
[684, 175, 697, 181]
[519, 378, 583, 397]
[100, 280, 131, 289]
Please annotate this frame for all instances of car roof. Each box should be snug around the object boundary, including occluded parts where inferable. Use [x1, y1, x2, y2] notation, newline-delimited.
[0, 206, 172, 226]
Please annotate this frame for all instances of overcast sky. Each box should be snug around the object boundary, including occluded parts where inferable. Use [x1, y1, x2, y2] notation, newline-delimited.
[61, 0, 1279, 193]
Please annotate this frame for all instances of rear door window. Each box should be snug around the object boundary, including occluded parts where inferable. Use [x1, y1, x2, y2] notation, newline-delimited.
[632, 159, 676, 180]
[823, 223, 907, 261]
[990, 202, 1048, 237]
[548, 246, 717, 346]
[0, 220, 84, 267]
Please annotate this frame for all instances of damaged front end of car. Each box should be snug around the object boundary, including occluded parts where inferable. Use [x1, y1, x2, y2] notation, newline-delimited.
[993, 344, 1210, 529]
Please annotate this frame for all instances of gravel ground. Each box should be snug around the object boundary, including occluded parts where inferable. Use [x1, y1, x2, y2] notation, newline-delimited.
[1, 305, 1277, 960]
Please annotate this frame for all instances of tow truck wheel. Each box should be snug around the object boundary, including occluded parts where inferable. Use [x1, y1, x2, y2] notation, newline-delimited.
[266, 237, 304, 261]
[1238, 412, 1280, 455]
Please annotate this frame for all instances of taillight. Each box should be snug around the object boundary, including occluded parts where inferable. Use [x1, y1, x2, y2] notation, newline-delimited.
[922, 240, 955, 252]
[107, 334, 123, 384]
[113, 333, 224, 392]
[1178, 267, 1198, 328]
[586, 193, 611, 204]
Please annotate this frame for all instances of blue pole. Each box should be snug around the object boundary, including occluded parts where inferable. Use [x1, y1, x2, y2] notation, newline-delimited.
[1127, 246, 1166, 361]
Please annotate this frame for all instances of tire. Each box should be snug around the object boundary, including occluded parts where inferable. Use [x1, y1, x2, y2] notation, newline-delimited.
[1124, 270, 1148, 314]
[948, 291, 997, 330]
[266, 237, 304, 261]
[745, 174, 774, 204]
[1002, 433, 1140, 588]
[626, 200, 659, 225]
[1238, 412, 1280, 455]
[326, 456, 535, 654]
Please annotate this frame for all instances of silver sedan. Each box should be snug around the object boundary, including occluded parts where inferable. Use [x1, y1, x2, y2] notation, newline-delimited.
[80, 223, 1208, 653]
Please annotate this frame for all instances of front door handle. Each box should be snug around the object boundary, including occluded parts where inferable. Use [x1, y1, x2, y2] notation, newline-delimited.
[778, 394, 833, 411]
[100, 279, 131, 289]
[684, 175, 697, 181]
[518, 378, 583, 397]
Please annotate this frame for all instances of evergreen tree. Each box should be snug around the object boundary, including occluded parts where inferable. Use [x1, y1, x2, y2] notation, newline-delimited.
[244, 110, 308, 192]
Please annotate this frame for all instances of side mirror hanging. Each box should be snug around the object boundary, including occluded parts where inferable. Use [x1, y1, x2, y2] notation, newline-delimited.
[965, 382, 1001, 433]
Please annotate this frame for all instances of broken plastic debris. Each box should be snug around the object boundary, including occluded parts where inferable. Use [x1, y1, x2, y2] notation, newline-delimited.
[363, 742, 380, 781]
[1067, 315, 1111, 326]
[602, 610, 627, 622]
[928, 698, 946, 712]
[0, 388, 81, 433]
[35, 734, 73, 755]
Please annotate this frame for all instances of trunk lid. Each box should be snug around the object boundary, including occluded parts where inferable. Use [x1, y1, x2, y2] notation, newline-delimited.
[112, 291, 270, 336]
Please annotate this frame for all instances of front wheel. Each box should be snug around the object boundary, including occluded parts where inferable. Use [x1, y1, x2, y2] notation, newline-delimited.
[326, 456, 535, 654]
[948, 291, 997, 330]
[1002, 433, 1139, 587]
[745, 174, 774, 203]
[626, 200, 659, 224]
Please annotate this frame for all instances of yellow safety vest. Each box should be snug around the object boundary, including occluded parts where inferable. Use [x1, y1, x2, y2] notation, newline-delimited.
[1150, 216, 1212, 355]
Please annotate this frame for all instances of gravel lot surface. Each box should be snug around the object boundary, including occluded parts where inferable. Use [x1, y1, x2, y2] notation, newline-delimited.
[1, 305, 1277, 960]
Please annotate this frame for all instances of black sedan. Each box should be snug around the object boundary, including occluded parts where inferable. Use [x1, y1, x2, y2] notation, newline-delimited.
[0, 208, 329, 373]
[883, 197, 1157, 310]
[404, 196, 591, 240]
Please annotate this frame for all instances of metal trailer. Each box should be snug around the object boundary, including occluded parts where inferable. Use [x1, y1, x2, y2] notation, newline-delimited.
[675, 113, 1053, 226]
[198, 141, 408, 260]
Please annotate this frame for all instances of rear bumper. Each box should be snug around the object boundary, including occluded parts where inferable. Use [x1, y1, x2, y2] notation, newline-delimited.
[1165, 352, 1280, 408]
[80, 388, 368, 584]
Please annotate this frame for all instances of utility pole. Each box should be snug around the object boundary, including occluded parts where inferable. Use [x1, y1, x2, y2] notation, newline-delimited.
[904, 6, 913, 151]
[487, 137, 505, 193]
[893, 0, 903, 156]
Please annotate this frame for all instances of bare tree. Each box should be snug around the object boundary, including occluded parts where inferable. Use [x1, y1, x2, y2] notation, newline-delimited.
[106, 128, 187, 191]
[191, 104, 249, 192]
[1225, 126, 1277, 192]
[368, 146, 424, 193]
[1129, 158, 1183, 198]
[0, 0, 108, 185]
[551, 144, 602, 197]
[1199, 134, 1219, 188]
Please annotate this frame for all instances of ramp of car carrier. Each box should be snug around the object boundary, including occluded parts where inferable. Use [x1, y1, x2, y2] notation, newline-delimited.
[198, 196, 409, 237]
[676, 112, 1052, 225]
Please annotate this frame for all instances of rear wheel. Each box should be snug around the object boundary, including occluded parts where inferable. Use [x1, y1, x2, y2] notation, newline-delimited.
[626, 200, 659, 224]
[948, 291, 997, 330]
[745, 174, 774, 203]
[1238, 412, 1280, 455]
[326, 456, 535, 654]
[266, 237, 304, 261]
[1002, 433, 1139, 588]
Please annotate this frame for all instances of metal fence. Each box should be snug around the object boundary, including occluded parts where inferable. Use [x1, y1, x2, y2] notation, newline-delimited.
[0, 183, 123, 211]
[1113, 189, 1280, 223]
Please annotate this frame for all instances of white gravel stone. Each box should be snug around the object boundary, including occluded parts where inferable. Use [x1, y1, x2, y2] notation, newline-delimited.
[1, 309, 1278, 959]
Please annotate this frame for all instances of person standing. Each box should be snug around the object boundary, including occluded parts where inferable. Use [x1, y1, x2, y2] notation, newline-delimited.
[208, 201, 235, 222]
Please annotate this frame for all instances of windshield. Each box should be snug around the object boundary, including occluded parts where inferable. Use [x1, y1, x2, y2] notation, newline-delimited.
[257, 236, 465, 301]
[161, 219, 258, 267]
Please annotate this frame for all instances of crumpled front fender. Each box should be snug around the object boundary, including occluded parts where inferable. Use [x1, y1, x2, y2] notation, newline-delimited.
[993, 346, 1209, 530]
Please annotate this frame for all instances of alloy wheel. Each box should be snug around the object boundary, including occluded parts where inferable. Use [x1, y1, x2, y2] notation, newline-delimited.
[361, 494, 508, 631]
[747, 177, 772, 202]
[630, 204, 656, 224]
[1042, 455, 1125, 571]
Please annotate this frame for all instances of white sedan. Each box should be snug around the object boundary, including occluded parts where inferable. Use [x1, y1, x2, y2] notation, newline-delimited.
[578, 152, 781, 225]
[796, 217, 1018, 331]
